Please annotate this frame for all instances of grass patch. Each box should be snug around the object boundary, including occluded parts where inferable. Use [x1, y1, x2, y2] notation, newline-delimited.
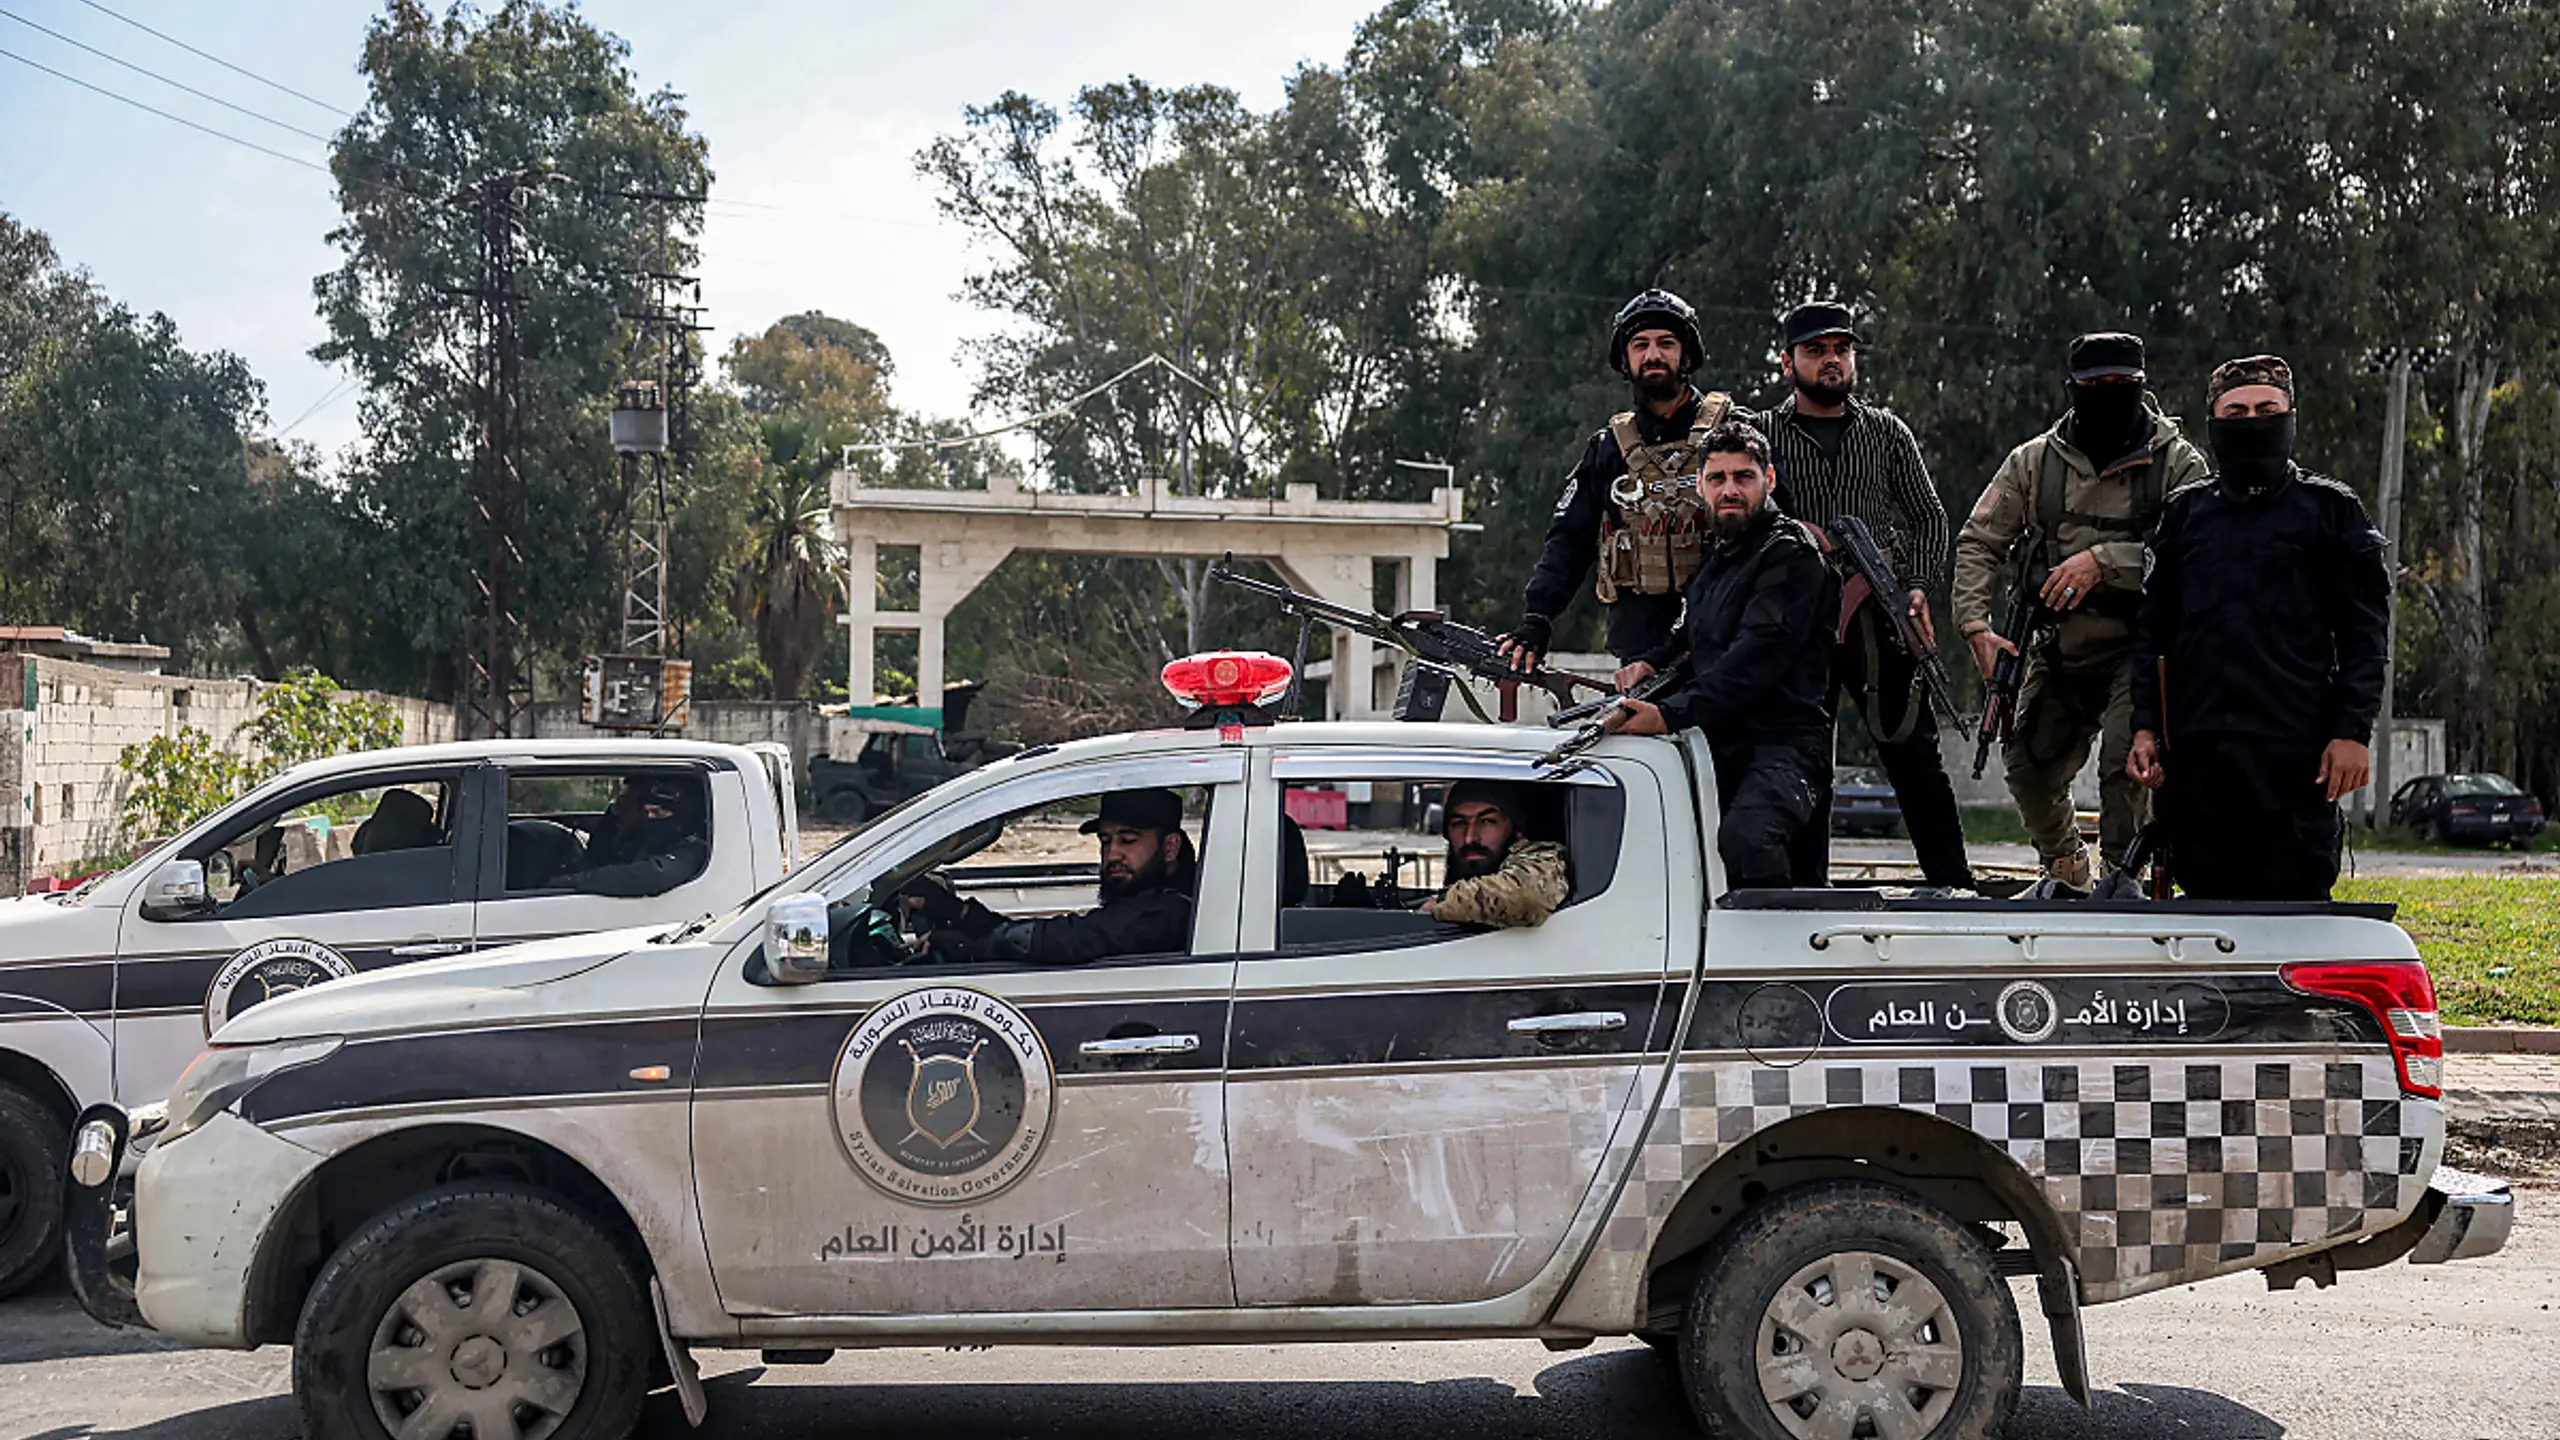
[1958, 807, 2034, 846]
[2349, 823, 2547, 858]
[2335, 876, 2560, 1027]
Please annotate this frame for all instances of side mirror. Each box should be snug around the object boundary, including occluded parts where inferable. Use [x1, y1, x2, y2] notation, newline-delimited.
[139, 859, 209, 921]
[765, 894, 832, 985]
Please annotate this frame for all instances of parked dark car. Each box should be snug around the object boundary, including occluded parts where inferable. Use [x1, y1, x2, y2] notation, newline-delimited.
[2389, 772, 2547, 848]
[1831, 765, 1904, 837]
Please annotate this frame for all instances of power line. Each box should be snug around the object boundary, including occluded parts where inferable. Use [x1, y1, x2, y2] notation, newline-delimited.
[0, 43, 328, 172]
[276, 373, 359, 437]
[0, 5, 335, 143]
[72, 0, 350, 117]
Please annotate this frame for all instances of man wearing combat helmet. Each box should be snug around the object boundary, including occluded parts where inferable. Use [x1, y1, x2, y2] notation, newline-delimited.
[1500, 288, 1735, 675]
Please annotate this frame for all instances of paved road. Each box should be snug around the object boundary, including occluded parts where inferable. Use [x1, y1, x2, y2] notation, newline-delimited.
[7, 1193, 2552, 1440]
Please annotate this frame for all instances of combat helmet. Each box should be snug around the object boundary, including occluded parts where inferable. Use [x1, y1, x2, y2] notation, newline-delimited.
[1609, 288, 1704, 376]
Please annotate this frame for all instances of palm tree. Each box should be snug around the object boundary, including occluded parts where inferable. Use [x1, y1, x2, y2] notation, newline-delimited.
[734, 472, 847, 700]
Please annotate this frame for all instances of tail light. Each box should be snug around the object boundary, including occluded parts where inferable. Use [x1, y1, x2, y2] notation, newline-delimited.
[2526, 800, 2545, 818]
[2281, 961, 2442, 1097]
[2449, 803, 2477, 816]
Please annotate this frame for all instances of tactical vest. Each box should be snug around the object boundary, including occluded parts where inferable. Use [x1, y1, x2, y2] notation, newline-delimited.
[1596, 391, 1732, 602]
[2035, 431, 2170, 611]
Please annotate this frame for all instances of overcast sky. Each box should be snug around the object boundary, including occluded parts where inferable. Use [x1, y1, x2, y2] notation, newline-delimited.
[0, 0, 1384, 463]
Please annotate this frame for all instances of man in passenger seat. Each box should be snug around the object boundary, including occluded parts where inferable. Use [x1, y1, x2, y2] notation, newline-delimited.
[567, 778, 709, 898]
[1423, 781, 1568, 929]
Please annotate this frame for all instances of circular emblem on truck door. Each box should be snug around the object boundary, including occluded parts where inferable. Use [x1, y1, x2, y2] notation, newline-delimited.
[830, 986, 1055, 1207]
[204, 937, 357, 1034]
[1995, 980, 2060, 1045]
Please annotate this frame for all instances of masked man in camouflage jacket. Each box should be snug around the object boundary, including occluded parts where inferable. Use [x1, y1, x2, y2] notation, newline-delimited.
[1953, 333, 2209, 887]
[1422, 780, 1568, 929]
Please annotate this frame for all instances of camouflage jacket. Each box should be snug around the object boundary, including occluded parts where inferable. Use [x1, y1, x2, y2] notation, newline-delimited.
[1432, 839, 1569, 929]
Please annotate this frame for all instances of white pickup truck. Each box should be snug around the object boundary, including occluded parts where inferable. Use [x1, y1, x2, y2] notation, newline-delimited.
[65, 719, 2507, 1440]
[0, 738, 795, 1298]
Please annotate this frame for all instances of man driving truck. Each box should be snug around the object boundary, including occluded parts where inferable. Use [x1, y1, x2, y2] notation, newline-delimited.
[899, 787, 1196, 966]
[1421, 780, 1568, 929]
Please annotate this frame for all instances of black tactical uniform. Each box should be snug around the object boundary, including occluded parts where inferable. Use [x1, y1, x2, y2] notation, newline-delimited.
[2132, 436, 2391, 900]
[1641, 502, 1840, 889]
[568, 779, 709, 898]
[1514, 290, 1732, 663]
[912, 789, 1197, 966]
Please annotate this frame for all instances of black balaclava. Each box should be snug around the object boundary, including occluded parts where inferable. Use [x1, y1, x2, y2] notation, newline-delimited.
[636, 779, 701, 853]
[2069, 383, 2148, 462]
[2210, 412, 2296, 501]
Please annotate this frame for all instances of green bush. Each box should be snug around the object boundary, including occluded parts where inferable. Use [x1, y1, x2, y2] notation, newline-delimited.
[115, 669, 404, 839]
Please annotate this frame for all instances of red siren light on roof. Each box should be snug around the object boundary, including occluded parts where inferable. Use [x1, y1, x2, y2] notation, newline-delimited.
[1162, 651, 1293, 709]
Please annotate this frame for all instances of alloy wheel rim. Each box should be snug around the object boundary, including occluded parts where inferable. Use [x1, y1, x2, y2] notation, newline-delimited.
[366, 1256, 588, 1440]
[1753, 1249, 1965, 1440]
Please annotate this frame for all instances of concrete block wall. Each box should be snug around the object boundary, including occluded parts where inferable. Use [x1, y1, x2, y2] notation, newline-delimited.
[0, 654, 454, 893]
[525, 699, 825, 780]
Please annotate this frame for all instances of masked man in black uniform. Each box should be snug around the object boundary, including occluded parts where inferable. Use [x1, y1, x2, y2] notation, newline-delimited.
[1500, 289, 1734, 676]
[568, 778, 709, 898]
[2128, 356, 2391, 900]
[1604, 422, 1839, 889]
[902, 788, 1196, 965]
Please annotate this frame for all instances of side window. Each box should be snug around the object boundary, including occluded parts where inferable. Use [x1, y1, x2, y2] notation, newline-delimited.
[1270, 773, 1622, 951]
[501, 770, 712, 896]
[190, 777, 459, 918]
[815, 781, 1216, 974]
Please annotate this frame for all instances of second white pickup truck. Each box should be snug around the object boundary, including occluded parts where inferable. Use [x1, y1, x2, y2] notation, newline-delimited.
[0, 738, 795, 1298]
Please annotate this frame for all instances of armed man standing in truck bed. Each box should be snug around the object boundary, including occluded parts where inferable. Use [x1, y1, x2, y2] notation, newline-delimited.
[1739, 302, 1973, 891]
[1499, 289, 1734, 673]
[2128, 355, 2392, 900]
[1954, 333, 2209, 889]
[1604, 422, 1838, 889]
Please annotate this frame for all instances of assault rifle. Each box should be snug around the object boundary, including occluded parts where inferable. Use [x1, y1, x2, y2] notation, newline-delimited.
[1828, 515, 1974, 741]
[1972, 585, 2050, 779]
[1209, 554, 1612, 722]
[1537, 657, 1693, 771]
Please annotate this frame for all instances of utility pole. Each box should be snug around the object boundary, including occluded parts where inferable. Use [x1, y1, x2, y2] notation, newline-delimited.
[2362, 346, 2438, 828]
[459, 171, 541, 740]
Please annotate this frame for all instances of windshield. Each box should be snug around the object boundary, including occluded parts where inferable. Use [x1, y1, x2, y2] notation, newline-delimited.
[2447, 774, 2523, 795]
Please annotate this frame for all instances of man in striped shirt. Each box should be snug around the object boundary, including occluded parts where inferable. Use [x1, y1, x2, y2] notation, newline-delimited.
[1742, 302, 1973, 890]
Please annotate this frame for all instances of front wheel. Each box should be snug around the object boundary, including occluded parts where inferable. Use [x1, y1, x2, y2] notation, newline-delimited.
[0, 1088, 67, 1298]
[1678, 1181, 2021, 1440]
[293, 1183, 654, 1440]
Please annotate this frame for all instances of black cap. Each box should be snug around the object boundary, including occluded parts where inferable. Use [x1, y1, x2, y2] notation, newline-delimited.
[1079, 787, 1184, 835]
[1780, 301, 1862, 350]
[1444, 779, 1530, 824]
[2069, 332, 2146, 381]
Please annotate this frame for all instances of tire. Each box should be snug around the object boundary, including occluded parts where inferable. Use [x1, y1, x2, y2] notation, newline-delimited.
[2432, 816, 2455, 845]
[819, 789, 871, 825]
[293, 1183, 653, 1440]
[1677, 1181, 2021, 1440]
[0, 1087, 67, 1299]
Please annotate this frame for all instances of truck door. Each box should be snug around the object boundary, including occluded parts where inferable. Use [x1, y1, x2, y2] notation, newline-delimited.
[111, 762, 481, 1105]
[1222, 747, 1675, 1307]
[474, 762, 748, 948]
[691, 751, 1246, 1316]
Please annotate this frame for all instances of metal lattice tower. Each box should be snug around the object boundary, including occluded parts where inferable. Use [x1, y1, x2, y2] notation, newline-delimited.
[612, 190, 705, 660]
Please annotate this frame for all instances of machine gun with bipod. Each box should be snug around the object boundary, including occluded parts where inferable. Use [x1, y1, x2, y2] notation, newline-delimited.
[1209, 554, 1612, 723]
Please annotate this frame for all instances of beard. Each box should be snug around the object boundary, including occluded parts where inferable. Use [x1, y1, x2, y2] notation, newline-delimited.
[1099, 849, 1168, 900]
[1446, 843, 1505, 881]
[1711, 500, 1761, 540]
[1632, 365, 1683, 406]
[1796, 375, 1853, 407]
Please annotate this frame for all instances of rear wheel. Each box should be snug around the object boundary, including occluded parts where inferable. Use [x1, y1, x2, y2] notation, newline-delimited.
[819, 789, 871, 825]
[0, 1087, 67, 1299]
[1678, 1181, 2020, 1440]
[293, 1183, 653, 1440]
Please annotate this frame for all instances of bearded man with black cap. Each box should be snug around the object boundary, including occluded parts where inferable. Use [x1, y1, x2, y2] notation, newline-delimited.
[1421, 780, 1568, 929]
[1500, 288, 1734, 671]
[898, 788, 1197, 965]
[1729, 301, 1972, 891]
[1953, 333, 2209, 888]
[2127, 356, 2392, 900]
